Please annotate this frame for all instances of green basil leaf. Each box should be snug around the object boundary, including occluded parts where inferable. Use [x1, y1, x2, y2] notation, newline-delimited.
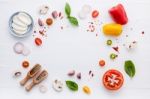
[68, 16, 79, 26]
[124, 60, 136, 78]
[65, 3, 71, 16]
[66, 80, 78, 91]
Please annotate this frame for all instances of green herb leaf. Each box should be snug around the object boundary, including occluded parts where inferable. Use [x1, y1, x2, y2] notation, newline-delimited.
[66, 80, 78, 91]
[65, 3, 71, 17]
[68, 16, 79, 26]
[124, 60, 136, 78]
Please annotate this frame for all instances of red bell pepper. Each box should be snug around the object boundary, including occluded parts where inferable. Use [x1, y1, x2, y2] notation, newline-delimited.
[109, 4, 128, 25]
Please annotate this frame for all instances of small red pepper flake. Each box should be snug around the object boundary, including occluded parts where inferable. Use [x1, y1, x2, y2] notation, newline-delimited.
[39, 30, 45, 36]
[59, 12, 62, 17]
[89, 70, 92, 75]
[96, 33, 98, 37]
[142, 31, 145, 35]
[61, 26, 63, 30]
[112, 46, 119, 53]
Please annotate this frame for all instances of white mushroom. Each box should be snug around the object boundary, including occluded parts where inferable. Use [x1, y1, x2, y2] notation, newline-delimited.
[39, 5, 49, 15]
[52, 79, 63, 92]
[125, 41, 137, 50]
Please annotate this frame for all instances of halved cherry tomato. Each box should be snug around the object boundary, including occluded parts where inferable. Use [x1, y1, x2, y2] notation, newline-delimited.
[102, 69, 124, 90]
[99, 60, 105, 67]
[35, 38, 42, 46]
[92, 10, 99, 18]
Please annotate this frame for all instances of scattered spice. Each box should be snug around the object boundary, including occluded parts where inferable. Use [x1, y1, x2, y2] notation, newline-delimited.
[112, 46, 119, 53]
[59, 12, 62, 17]
[141, 31, 145, 35]
[67, 70, 75, 76]
[46, 18, 53, 26]
[83, 86, 91, 94]
[77, 72, 81, 80]
[22, 60, 29, 68]
[13, 70, 22, 77]
[89, 70, 92, 75]
[39, 30, 45, 36]
[88, 70, 94, 78]
[87, 22, 96, 32]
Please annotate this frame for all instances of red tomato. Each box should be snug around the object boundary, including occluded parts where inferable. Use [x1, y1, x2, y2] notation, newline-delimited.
[99, 60, 105, 67]
[92, 10, 99, 18]
[35, 38, 42, 46]
[102, 69, 124, 90]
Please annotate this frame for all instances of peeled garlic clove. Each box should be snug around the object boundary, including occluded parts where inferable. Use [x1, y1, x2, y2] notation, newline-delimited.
[52, 79, 63, 92]
[13, 42, 24, 54]
[78, 11, 87, 19]
[82, 5, 92, 14]
[22, 47, 30, 56]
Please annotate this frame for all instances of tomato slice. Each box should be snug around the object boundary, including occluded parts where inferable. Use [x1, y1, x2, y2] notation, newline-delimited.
[102, 69, 124, 90]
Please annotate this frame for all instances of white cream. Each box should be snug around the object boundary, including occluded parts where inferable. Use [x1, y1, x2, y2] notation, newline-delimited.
[11, 12, 32, 35]
[17, 12, 32, 25]
[13, 28, 27, 35]
[13, 15, 27, 28]
[12, 23, 27, 31]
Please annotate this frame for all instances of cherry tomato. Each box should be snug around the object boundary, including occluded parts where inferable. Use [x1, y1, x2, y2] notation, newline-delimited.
[35, 38, 42, 46]
[99, 60, 105, 67]
[92, 10, 99, 18]
[102, 69, 124, 90]
[22, 60, 29, 68]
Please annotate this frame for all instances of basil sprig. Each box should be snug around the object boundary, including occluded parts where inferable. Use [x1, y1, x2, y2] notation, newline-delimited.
[65, 3, 79, 26]
[66, 80, 78, 91]
[124, 60, 136, 78]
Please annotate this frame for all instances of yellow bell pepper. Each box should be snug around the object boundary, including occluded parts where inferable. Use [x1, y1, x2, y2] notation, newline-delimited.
[102, 23, 123, 36]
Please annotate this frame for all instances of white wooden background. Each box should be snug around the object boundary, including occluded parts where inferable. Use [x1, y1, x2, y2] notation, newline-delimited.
[0, 0, 150, 99]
